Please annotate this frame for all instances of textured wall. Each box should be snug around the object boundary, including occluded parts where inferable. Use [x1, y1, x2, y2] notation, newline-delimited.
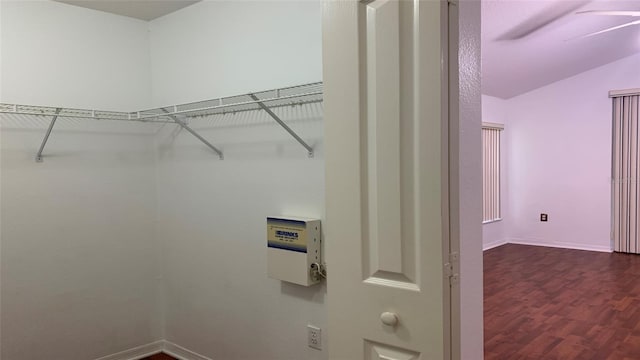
[457, 0, 484, 358]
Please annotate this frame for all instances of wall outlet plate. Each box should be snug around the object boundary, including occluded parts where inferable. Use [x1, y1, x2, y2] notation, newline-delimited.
[307, 324, 322, 350]
[541, 213, 548, 222]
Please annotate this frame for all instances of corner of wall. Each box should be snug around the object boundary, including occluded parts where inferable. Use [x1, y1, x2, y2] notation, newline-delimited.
[456, 0, 484, 359]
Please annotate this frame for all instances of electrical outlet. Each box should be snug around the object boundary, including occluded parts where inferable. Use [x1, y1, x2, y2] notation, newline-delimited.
[307, 325, 322, 350]
[541, 213, 548, 222]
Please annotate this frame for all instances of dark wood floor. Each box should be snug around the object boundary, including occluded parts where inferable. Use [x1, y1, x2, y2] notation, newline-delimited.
[142, 353, 176, 360]
[485, 244, 640, 359]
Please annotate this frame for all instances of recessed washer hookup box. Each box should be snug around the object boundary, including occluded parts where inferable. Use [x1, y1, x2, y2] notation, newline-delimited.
[267, 216, 321, 286]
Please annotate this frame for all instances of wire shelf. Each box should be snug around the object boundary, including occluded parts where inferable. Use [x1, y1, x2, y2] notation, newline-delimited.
[0, 82, 323, 161]
[137, 82, 323, 121]
[0, 82, 322, 122]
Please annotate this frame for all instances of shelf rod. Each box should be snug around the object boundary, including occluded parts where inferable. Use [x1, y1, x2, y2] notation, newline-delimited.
[35, 108, 62, 162]
[0, 109, 171, 123]
[137, 91, 322, 121]
[186, 98, 323, 118]
[249, 94, 314, 157]
[161, 109, 224, 160]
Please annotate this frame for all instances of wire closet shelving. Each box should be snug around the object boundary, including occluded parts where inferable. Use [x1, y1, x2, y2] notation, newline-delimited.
[0, 82, 323, 162]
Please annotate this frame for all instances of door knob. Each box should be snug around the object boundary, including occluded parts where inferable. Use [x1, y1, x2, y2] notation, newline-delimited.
[380, 312, 398, 326]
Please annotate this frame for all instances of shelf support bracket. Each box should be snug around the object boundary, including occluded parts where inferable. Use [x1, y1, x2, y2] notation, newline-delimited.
[249, 94, 314, 157]
[35, 108, 62, 162]
[162, 109, 224, 160]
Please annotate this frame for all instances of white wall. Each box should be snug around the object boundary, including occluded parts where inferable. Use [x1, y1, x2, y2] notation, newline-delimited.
[481, 95, 508, 250]
[0, 2, 160, 359]
[149, 2, 326, 359]
[1, 128, 159, 360]
[148, 0, 322, 107]
[503, 52, 640, 252]
[0, 0, 151, 110]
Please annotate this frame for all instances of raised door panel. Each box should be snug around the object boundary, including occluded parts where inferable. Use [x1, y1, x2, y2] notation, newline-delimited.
[362, 0, 419, 291]
[365, 340, 421, 360]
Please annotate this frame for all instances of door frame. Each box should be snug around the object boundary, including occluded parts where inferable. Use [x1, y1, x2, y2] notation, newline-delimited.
[321, 0, 482, 358]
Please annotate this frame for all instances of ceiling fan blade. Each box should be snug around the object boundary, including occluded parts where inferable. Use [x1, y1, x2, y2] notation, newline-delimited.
[576, 10, 640, 17]
[571, 19, 640, 40]
[497, 0, 591, 40]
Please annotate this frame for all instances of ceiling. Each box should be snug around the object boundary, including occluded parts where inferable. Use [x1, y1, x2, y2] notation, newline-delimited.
[51, 0, 640, 98]
[483, 0, 640, 99]
[54, 0, 200, 21]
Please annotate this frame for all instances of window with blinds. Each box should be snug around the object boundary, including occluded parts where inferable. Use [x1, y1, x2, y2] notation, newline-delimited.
[482, 123, 503, 223]
[611, 89, 640, 254]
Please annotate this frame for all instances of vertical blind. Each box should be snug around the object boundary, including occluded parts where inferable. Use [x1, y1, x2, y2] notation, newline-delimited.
[612, 91, 640, 253]
[483, 124, 503, 223]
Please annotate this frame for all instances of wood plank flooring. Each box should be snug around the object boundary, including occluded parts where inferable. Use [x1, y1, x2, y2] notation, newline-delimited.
[485, 244, 640, 359]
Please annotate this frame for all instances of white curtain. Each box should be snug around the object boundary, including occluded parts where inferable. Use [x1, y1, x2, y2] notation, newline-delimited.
[612, 93, 640, 253]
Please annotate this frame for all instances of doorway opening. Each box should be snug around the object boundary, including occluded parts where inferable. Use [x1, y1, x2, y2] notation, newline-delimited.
[481, 1, 640, 358]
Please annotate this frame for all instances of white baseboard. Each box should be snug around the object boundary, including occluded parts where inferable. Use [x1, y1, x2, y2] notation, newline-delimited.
[483, 238, 508, 251]
[508, 238, 613, 253]
[163, 341, 213, 360]
[94, 341, 164, 360]
[94, 340, 212, 360]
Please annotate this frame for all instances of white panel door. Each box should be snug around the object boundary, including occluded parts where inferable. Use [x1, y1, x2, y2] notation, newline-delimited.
[322, 0, 451, 359]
